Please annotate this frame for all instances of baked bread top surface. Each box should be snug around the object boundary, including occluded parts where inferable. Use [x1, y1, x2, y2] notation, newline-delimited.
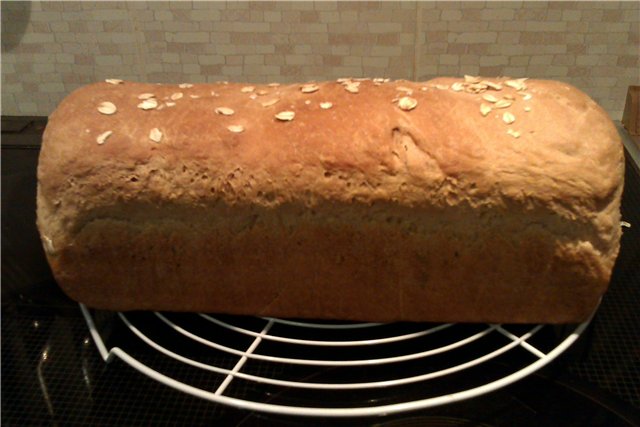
[37, 77, 624, 258]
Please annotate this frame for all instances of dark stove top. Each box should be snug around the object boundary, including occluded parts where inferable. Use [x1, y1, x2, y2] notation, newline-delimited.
[2, 116, 639, 426]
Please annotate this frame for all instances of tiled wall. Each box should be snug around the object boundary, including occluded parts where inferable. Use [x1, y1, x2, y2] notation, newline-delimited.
[2, 1, 638, 119]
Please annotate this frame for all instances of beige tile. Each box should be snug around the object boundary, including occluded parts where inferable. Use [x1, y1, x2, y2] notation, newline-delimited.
[515, 9, 546, 21]
[30, 10, 63, 21]
[362, 57, 389, 68]
[591, 65, 618, 77]
[587, 44, 608, 55]
[1, 63, 16, 75]
[437, 65, 459, 75]
[481, 8, 515, 21]
[284, 55, 313, 66]
[377, 33, 401, 46]
[425, 42, 448, 54]
[290, 1, 315, 11]
[330, 66, 364, 77]
[154, 10, 172, 21]
[487, 21, 504, 31]
[454, 32, 497, 43]
[467, 44, 490, 55]
[265, 55, 285, 66]
[422, 9, 442, 23]
[497, 32, 520, 44]
[624, 9, 640, 22]
[162, 53, 181, 64]
[231, 22, 270, 32]
[21, 73, 42, 83]
[487, 44, 524, 56]
[510, 55, 530, 66]
[628, 25, 639, 43]
[418, 65, 438, 77]
[597, 54, 620, 66]
[589, 22, 631, 33]
[479, 56, 508, 66]
[55, 53, 75, 64]
[606, 33, 630, 44]
[189, 9, 221, 21]
[224, 55, 244, 65]
[244, 55, 264, 65]
[30, 21, 51, 32]
[425, 21, 447, 32]
[330, 45, 350, 55]
[368, 22, 403, 33]
[39, 82, 66, 92]
[552, 55, 576, 66]
[264, 11, 282, 22]
[567, 44, 587, 54]
[314, 1, 338, 11]
[183, 63, 200, 74]
[281, 10, 301, 23]
[18, 102, 39, 114]
[459, 54, 480, 65]
[292, 45, 312, 55]
[524, 21, 567, 32]
[256, 44, 276, 54]
[529, 45, 568, 55]
[501, 21, 525, 32]
[201, 64, 223, 75]
[110, 33, 137, 44]
[530, 55, 553, 65]
[359, 9, 396, 23]
[448, 21, 489, 32]
[31, 63, 55, 74]
[74, 54, 95, 65]
[485, 1, 521, 9]
[618, 55, 639, 67]
[167, 32, 209, 43]
[162, 21, 200, 32]
[221, 65, 243, 76]
[342, 56, 362, 67]
[289, 23, 327, 33]
[546, 9, 563, 20]
[299, 10, 320, 23]
[316, 11, 339, 23]
[561, 10, 582, 21]
[338, 10, 358, 22]
[441, 9, 462, 21]
[209, 32, 230, 44]
[95, 55, 123, 66]
[20, 32, 55, 44]
[89, 9, 129, 21]
[447, 43, 466, 54]
[199, 55, 225, 65]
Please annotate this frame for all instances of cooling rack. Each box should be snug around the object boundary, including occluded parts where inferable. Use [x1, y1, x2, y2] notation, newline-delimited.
[80, 304, 593, 417]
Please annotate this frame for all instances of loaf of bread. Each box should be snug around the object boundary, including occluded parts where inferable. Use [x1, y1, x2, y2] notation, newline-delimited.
[37, 77, 624, 323]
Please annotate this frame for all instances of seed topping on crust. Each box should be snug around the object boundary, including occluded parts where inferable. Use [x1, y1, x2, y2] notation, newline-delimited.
[227, 125, 244, 133]
[397, 96, 418, 111]
[97, 101, 117, 115]
[215, 107, 234, 115]
[275, 111, 295, 121]
[149, 128, 163, 142]
[97, 130, 113, 145]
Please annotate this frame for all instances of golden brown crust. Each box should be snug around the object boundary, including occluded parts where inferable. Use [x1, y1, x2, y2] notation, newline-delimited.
[37, 77, 624, 323]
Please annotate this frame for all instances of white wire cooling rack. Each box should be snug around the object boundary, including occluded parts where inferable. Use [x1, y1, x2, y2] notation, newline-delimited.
[80, 304, 594, 417]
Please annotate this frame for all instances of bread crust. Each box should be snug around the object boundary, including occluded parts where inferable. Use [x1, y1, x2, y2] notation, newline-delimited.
[37, 78, 624, 322]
